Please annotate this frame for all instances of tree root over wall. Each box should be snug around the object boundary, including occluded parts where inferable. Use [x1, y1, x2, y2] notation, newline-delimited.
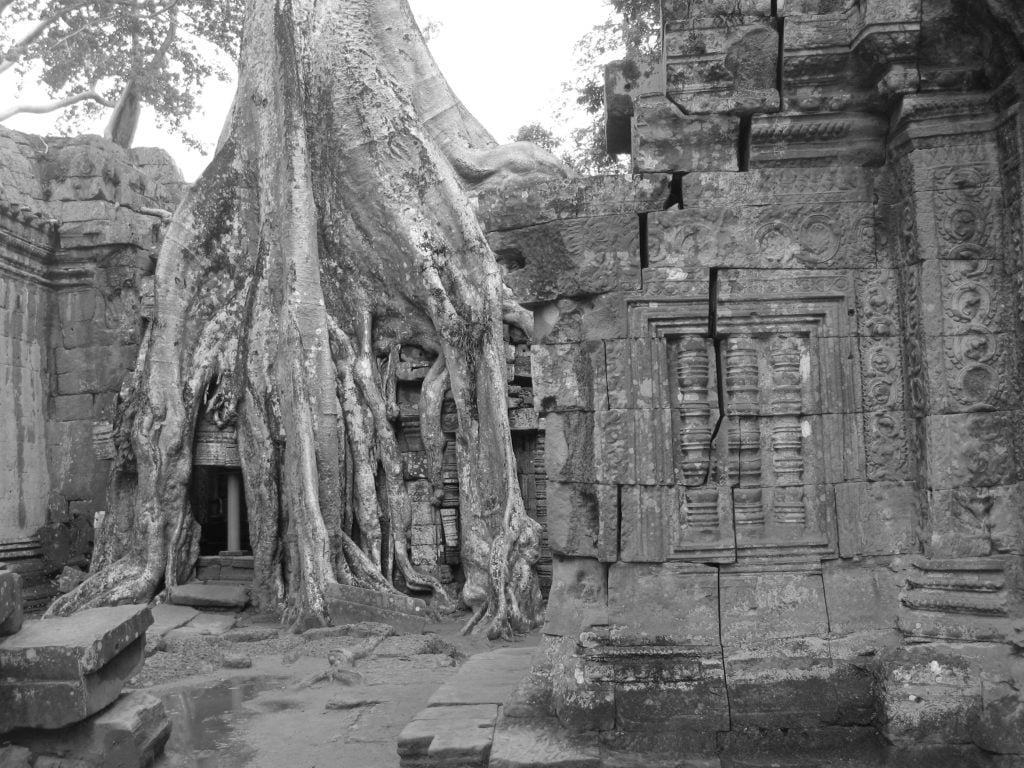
[47, 0, 564, 639]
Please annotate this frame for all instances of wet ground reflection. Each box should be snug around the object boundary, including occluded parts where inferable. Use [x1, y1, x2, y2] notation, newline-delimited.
[154, 677, 286, 768]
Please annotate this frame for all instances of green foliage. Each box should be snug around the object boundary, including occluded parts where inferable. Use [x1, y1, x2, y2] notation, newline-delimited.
[0, 0, 241, 147]
[511, 122, 561, 154]
[512, 0, 659, 176]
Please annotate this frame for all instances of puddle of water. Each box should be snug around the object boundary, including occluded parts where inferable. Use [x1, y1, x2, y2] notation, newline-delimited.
[154, 678, 285, 768]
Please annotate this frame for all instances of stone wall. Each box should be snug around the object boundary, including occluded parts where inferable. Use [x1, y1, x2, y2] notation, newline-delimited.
[486, 0, 1024, 761]
[0, 127, 183, 602]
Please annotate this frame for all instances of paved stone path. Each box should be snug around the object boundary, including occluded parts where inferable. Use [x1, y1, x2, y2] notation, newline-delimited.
[398, 647, 537, 767]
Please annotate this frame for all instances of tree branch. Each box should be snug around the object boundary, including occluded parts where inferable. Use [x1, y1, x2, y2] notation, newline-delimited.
[0, 0, 180, 77]
[0, 0, 99, 76]
[0, 87, 114, 122]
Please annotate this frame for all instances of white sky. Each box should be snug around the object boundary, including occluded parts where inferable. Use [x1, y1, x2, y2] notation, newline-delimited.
[2, 2, 611, 181]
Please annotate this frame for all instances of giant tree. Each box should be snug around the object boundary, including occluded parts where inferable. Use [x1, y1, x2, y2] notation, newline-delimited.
[46, 0, 567, 637]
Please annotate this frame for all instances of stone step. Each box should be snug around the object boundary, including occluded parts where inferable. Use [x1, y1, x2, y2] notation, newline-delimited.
[398, 646, 538, 768]
[0, 604, 151, 731]
[427, 647, 537, 707]
[195, 554, 254, 583]
[167, 581, 249, 609]
[148, 604, 200, 638]
[398, 704, 498, 768]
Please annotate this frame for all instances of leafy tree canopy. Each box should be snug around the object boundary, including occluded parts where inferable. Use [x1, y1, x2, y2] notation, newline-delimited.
[0, 0, 241, 148]
[512, 0, 659, 175]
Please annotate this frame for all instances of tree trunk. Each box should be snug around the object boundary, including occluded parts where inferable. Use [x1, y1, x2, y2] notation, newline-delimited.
[48, 0, 562, 638]
[104, 80, 141, 149]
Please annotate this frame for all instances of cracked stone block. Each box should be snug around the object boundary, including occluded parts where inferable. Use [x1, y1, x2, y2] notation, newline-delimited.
[487, 215, 641, 303]
[632, 96, 740, 173]
[546, 482, 607, 559]
[618, 486, 672, 563]
[665, 16, 781, 116]
[474, 175, 671, 233]
[397, 703, 498, 767]
[0, 604, 151, 731]
[724, 638, 838, 728]
[720, 569, 829, 644]
[834, 481, 919, 557]
[427, 648, 537, 707]
[164, 611, 237, 642]
[647, 198, 876, 270]
[822, 561, 902, 635]
[532, 342, 608, 413]
[147, 604, 199, 638]
[607, 562, 719, 645]
[8, 691, 170, 768]
[544, 412, 597, 484]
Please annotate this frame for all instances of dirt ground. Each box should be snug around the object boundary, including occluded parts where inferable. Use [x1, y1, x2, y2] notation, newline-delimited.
[141, 608, 540, 768]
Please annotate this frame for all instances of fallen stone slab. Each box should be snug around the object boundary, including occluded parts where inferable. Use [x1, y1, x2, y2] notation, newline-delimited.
[222, 626, 279, 643]
[8, 691, 171, 768]
[398, 703, 498, 767]
[302, 621, 397, 641]
[0, 569, 23, 636]
[148, 604, 199, 637]
[489, 718, 601, 768]
[325, 583, 428, 635]
[183, 611, 237, 635]
[375, 634, 457, 658]
[222, 652, 252, 669]
[427, 647, 537, 707]
[0, 604, 151, 731]
[167, 582, 249, 609]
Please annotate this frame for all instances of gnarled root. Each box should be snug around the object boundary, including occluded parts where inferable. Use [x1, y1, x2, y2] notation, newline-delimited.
[462, 513, 544, 640]
[447, 142, 573, 191]
[328, 317, 454, 613]
[45, 558, 154, 617]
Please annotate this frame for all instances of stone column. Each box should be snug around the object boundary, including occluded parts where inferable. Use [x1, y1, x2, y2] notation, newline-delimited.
[226, 472, 242, 553]
[888, 93, 1022, 644]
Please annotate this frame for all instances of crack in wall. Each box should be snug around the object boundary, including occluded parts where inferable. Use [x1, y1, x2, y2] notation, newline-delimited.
[703, 268, 729, 489]
[663, 171, 685, 210]
[615, 483, 624, 560]
[737, 115, 753, 171]
[775, 15, 786, 113]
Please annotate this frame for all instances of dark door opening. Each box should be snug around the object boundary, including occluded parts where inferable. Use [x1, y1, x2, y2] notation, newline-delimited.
[189, 467, 250, 556]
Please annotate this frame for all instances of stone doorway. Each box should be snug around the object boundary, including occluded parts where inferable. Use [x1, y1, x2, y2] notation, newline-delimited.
[189, 466, 249, 557]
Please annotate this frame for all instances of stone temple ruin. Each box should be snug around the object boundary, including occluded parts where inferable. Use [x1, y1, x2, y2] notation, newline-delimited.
[3, 0, 1024, 765]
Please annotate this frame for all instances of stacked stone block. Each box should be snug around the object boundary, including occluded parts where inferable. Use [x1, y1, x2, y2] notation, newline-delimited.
[478, 0, 1024, 761]
[0, 126, 183, 598]
[392, 329, 550, 592]
[0, 597, 170, 767]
